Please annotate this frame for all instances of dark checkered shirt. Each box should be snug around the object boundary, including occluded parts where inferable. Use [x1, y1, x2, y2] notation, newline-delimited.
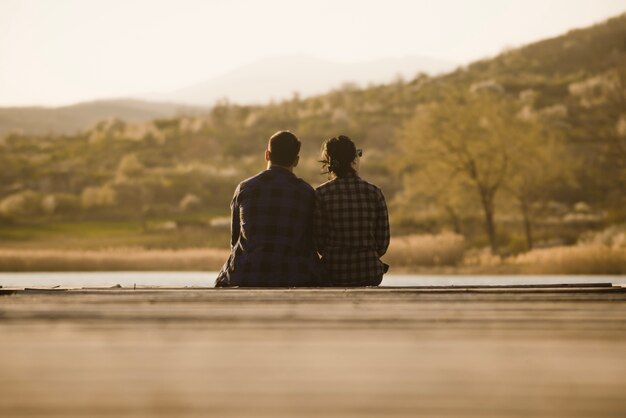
[215, 166, 320, 287]
[314, 174, 390, 286]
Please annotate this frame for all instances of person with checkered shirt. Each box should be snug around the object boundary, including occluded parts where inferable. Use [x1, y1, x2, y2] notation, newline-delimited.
[314, 135, 390, 286]
[215, 131, 321, 287]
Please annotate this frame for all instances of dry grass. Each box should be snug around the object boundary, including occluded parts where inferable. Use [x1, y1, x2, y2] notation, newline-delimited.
[0, 248, 230, 272]
[384, 233, 466, 267]
[2, 239, 623, 275]
[510, 245, 626, 275]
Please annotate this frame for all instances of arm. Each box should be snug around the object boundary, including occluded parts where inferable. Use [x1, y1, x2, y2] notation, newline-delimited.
[313, 192, 329, 256]
[374, 189, 390, 257]
[229, 184, 241, 249]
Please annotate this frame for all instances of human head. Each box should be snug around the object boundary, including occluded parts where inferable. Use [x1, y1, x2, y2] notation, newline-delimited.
[265, 130, 301, 168]
[320, 135, 360, 178]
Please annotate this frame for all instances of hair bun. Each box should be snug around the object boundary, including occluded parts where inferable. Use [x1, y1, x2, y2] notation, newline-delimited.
[321, 135, 358, 178]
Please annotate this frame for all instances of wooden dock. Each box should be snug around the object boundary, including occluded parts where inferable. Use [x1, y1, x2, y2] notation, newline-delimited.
[1, 284, 626, 417]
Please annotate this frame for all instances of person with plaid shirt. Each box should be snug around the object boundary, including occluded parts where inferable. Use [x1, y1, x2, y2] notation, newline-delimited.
[314, 135, 390, 286]
[215, 131, 320, 287]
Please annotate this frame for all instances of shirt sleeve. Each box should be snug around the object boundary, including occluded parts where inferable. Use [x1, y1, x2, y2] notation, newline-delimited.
[374, 189, 390, 257]
[313, 191, 329, 256]
[229, 184, 241, 249]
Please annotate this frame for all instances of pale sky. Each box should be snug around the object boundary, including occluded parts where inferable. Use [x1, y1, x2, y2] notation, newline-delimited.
[1, 0, 625, 106]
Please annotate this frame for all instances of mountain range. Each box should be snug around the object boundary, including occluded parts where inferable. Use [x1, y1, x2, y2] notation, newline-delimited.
[0, 54, 456, 136]
[0, 99, 208, 137]
[142, 54, 457, 105]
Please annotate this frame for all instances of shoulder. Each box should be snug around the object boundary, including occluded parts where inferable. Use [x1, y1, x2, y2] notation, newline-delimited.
[315, 178, 336, 193]
[238, 170, 269, 190]
[355, 177, 386, 202]
[292, 177, 315, 202]
[294, 176, 315, 193]
[279, 174, 314, 199]
[314, 179, 338, 200]
[359, 177, 383, 193]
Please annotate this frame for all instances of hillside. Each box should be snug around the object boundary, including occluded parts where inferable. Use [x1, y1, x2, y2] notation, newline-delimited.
[1, 13, 625, 254]
[0, 99, 208, 136]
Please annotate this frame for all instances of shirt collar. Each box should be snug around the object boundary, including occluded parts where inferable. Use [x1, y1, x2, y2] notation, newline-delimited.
[336, 171, 359, 180]
[268, 165, 296, 176]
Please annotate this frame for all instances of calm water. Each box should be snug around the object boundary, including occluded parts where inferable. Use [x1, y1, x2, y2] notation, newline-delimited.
[0, 272, 624, 288]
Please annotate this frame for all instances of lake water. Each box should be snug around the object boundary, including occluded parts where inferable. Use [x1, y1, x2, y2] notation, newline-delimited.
[0, 272, 624, 288]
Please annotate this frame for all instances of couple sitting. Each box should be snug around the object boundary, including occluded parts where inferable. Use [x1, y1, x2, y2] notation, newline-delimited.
[215, 131, 390, 287]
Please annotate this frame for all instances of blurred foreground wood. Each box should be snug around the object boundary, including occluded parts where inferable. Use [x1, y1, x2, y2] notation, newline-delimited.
[1, 284, 626, 418]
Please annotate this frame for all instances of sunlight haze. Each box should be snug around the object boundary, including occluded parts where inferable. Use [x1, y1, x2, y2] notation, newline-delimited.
[1, 0, 625, 106]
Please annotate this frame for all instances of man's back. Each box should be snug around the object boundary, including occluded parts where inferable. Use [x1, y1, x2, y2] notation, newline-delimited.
[216, 166, 319, 287]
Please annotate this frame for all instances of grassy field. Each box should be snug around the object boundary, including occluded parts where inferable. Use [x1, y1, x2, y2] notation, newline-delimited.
[0, 218, 231, 250]
[1, 229, 624, 274]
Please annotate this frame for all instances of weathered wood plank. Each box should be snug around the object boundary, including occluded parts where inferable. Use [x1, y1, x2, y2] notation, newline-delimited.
[1, 287, 625, 418]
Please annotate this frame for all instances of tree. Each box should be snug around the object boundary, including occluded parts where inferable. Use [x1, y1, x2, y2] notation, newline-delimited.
[115, 154, 144, 182]
[509, 135, 573, 249]
[393, 162, 478, 235]
[395, 88, 531, 254]
[506, 104, 575, 250]
[567, 68, 626, 209]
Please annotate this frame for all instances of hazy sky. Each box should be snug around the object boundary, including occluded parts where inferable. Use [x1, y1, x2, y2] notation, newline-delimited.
[1, 0, 625, 106]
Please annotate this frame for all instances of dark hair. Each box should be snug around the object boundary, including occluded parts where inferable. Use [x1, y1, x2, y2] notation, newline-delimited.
[320, 135, 357, 178]
[268, 131, 301, 166]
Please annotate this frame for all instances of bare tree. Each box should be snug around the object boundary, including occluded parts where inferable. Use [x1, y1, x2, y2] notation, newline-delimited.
[506, 116, 573, 250]
[396, 89, 531, 254]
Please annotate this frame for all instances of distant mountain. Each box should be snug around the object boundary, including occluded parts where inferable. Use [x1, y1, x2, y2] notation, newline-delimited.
[141, 54, 457, 105]
[0, 55, 454, 136]
[0, 99, 208, 136]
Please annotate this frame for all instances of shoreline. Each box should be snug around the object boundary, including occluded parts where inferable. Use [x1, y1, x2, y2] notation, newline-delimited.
[0, 246, 624, 275]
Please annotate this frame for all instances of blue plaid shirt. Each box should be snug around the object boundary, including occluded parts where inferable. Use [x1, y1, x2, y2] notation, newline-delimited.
[216, 166, 320, 287]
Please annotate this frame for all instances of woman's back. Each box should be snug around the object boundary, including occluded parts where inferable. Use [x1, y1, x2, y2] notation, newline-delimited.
[314, 174, 389, 286]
